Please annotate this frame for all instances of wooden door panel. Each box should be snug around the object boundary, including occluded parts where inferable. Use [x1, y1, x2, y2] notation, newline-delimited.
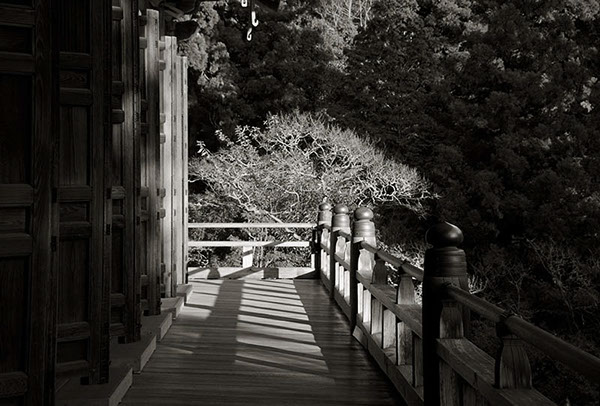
[110, 0, 140, 342]
[0, 0, 53, 403]
[54, 0, 111, 385]
[138, 8, 160, 315]
[159, 36, 174, 296]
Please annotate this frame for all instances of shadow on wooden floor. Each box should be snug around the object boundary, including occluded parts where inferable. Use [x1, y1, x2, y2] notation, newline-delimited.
[120, 280, 405, 405]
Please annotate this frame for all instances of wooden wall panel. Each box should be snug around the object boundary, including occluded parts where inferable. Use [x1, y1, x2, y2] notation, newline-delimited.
[53, 0, 111, 385]
[138, 8, 161, 315]
[110, 0, 140, 342]
[0, 0, 54, 403]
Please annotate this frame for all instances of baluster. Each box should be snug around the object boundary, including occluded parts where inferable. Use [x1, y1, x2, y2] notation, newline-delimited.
[495, 315, 532, 389]
[316, 203, 332, 282]
[329, 204, 349, 299]
[335, 229, 348, 299]
[371, 258, 387, 347]
[350, 207, 375, 331]
[412, 333, 424, 387]
[343, 237, 351, 304]
[397, 273, 414, 366]
[422, 222, 467, 406]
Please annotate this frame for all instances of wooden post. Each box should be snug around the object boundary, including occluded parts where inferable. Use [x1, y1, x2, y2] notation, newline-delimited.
[317, 203, 332, 282]
[314, 203, 331, 276]
[242, 245, 253, 268]
[350, 207, 375, 331]
[422, 222, 466, 406]
[329, 204, 350, 299]
[397, 273, 415, 366]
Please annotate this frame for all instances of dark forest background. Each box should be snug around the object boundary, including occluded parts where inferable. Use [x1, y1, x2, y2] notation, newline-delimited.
[178, 0, 600, 403]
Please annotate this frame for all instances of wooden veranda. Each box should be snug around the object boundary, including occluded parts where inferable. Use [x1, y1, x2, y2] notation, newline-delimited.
[1, 1, 600, 405]
[120, 279, 404, 405]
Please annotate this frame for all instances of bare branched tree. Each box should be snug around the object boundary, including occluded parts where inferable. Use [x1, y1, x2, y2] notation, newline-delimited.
[190, 112, 436, 224]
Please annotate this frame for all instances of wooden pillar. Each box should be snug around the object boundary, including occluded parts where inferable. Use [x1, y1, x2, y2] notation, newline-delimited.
[329, 204, 350, 299]
[350, 207, 375, 332]
[0, 0, 54, 401]
[422, 222, 466, 405]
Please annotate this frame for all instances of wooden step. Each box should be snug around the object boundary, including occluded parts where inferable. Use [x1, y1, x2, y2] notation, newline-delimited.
[55, 365, 132, 406]
[176, 283, 193, 303]
[141, 312, 172, 342]
[110, 334, 156, 373]
[160, 296, 184, 319]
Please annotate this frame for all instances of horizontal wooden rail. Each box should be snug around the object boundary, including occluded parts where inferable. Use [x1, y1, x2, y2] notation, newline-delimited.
[338, 230, 352, 240]
[189, 222, 316, 228]
[187, 222, 315, 275]
[189, 240, 310, 248]
[361, 241, 424, 281]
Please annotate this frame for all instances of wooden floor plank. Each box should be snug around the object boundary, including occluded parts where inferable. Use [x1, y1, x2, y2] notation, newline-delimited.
[121, 280, 405, 405]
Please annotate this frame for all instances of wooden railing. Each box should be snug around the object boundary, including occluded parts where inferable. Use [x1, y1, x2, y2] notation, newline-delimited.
[187, 222, 316, 279]
[314, 203, 600, 406]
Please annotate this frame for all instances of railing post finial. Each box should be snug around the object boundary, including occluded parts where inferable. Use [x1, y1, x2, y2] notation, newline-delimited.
[318, 202, 332, 225]
[332, 204, 350, 231]
[353, 207, 375, 240]
[422, 222, 467, 405]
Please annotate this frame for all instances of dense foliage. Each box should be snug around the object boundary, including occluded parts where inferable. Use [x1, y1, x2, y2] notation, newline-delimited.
[180, 0, 600, 403]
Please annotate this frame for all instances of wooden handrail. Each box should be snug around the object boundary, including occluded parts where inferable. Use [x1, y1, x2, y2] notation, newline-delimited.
[446, 284, 600, 383]
[505, 315, 600, 383]
[187, 222, 314, 273]
[361, 241, 424, 281]
[444, 283, 504, 321]
[189, 240, 310, 248]
[338, 229, 352, 240]
[313, 203, 600, 406]
[189, 222, 316, 228]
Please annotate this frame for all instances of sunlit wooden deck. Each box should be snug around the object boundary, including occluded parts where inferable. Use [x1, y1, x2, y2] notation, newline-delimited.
[121, 280, 404, 405]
